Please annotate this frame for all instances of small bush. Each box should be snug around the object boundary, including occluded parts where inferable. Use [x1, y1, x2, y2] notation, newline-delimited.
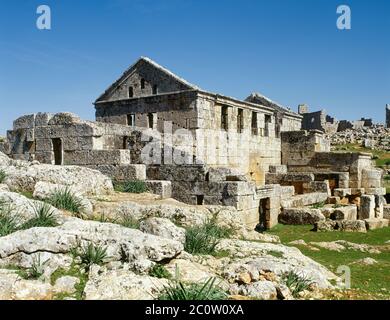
[149, 264, 172, 279]
[48, 188, 85, 216]
[184, 219, 233, 255]
[385, 159, 390, 166]
[384, 175, 390, 181]
[22, 202, 58, 229]
[0, 169, 6, 183]
[70, 242, 107, 271]
[0, 202, 20, 237]
[114, 180, 148, 194]
[282, 271, 314, 297]
[158, 277, 227, 300]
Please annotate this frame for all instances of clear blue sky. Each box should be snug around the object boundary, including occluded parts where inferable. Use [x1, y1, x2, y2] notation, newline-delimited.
[0, 0, 389, 134]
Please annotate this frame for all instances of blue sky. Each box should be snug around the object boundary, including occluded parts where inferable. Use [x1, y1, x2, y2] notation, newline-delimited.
[0, 0, 389, 134]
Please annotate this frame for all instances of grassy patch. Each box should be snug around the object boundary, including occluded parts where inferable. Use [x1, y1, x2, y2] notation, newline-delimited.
[21, 202, 58, 229]
[332, 143, 389, 166]
[114, 180, 148, 194]
[158, 277, 227, 300]
[50, 264, 88, 300]
[0, 169, 6, 183]
[47, 188, 85, 217]
[184, 219, 233, 256]
[116, 213, 141, 229]
[0, 202, 20, 237]
[19, 191, 34, 199]
[267, 224, 390, 299]
[149, 264, 172, 279]
[311, 202, 325, 209]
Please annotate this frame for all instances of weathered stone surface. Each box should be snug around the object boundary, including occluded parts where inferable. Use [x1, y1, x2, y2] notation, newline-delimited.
[140, 217, 186, 244]
[145, 180, 172, 199]
[84, 266, 168, 300]
[0, 218, 183, 264]
[53, 276, 80, 294]
[216, 239, 336, 288]
[229, 281, 278, 300]
[384, 205, 390, 219]
[330, 205, 357, 221]
[314, 220, 367, 233]
[0, 269, 52, 300]
[333, 188, 351, 198]
[165, 259, 221, 284]
[359, 195, 375, 219]
[364, 218, 389, 230]
[1, 160, 113, 196]
[281, 193, 328, 208]
[279, 208, 325, 225]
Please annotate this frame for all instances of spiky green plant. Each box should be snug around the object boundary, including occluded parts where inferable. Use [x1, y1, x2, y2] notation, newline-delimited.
[117, 213, 140, 229]
[158, 277, 227, 300]
[47, 188, 85, 217]
[25, 254, 48, 279]
[0, 202, 20, 237]
[0, 169, 6, 183]
[184, 219, 233, 255]
[282, 271, 314, 297]
[22, 202, 58, 229]
[311, 202, 325, 209]
[70, 242, 107, 271]
[114, 180, 148, 194]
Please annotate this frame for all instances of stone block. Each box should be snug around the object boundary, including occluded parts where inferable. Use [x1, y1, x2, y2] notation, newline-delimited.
[361, 168, 383, 188]
[145, 180, 172, 199]
[268, 165, 287, 174]
[13, 114, 35, 130]
[359, 195, 375, 219]
[35, 112, 53, 127]
[351, 188, 365, 196]
[364, 219, 389, 230]
[384, 205, 390, 219]
[330, 205, 357, 221]
[280, 192, 328, 208]
[365, 188, 386, 196]
[207, 167, 247, 182]
[35, 139, 52, 152]
[280, 186, 295, 199]
[91, 164, 146, 181]
[279, 208, 325, 225]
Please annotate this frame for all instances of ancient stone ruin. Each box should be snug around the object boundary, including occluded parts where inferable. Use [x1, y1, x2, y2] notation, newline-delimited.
[0, 57, 388, 232]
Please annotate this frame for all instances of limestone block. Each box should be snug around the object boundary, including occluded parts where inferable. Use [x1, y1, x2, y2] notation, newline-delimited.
[145, 180, 172, 199]
[87, 150, 131, 166]
[279, 208, 325, 225]
[330, 205, 357, 221]
[359, 195, 375, 219]
[268, 165, 287, 174]
[207, 167, 247, 182]
[361, 168, 383, 188]
[280, 186, 295, 199]
[35, 139, 52, 152]
[91, 165, 146, 181]
[365, 188, 386, 196]
[280, 193, 328, 208]
[374, 195, 386, 219]
[351, 188, 365, 196]
[333, 188, 351, 198]
[35, 112, 53, 127]
[34, 152, 54, 164]
[364, 219, 389, 230]
[26, 129, 35, 142]
[314, 220, 366, 233]
[13, 114, 35, 130]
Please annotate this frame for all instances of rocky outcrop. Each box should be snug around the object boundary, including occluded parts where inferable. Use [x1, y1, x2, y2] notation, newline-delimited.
[0, 152, 113, 196]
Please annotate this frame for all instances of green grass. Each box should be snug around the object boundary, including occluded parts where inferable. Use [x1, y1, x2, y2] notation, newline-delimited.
[47, 188, 85, 217]
[311, 201, 325, 209]
[0, 169, 6, 183]
[282, 271, 314, 297]
[0, 202, 20, 237]
[114, 180, 148, 194]
[184, 219, 233, 256]
[19, 191, 34, 199]
[149, 264, 172, 279]
[21, 202, 58, 229]
[158, 277, 227, 300]
[50, 264, 88, 300]
[70, 242, 107, 271]
[332, 143, 390, 167]
[267, 224, 390, 299]
[116, 213, 141, 229]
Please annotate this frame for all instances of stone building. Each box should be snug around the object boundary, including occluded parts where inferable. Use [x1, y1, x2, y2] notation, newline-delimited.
[386, 104, 390, 128]
[298, 105, 339, 134]
[1, 57, 387, 231]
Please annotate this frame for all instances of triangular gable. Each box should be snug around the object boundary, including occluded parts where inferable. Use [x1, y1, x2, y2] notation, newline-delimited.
[95, 57, 199, 102]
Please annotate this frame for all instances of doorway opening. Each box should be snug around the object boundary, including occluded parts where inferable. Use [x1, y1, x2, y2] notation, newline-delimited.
[196, 195, 204, 205]
[52, 138, 63, 165]
[257, 198, 270, 231]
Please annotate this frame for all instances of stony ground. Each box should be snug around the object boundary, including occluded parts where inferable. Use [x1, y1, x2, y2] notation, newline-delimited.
[267, 225, 390, 300]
